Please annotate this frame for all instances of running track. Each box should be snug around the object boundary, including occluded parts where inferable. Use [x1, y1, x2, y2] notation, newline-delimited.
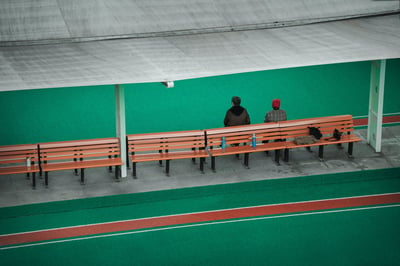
[1, 192, 399, 248]
[353, 115, 400, 126]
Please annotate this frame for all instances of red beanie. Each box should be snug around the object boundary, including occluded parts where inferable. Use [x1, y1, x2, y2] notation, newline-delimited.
[272, 99, 281, 109]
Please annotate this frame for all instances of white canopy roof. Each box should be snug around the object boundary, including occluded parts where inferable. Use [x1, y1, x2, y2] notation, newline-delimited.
[1, 0, 399, 91]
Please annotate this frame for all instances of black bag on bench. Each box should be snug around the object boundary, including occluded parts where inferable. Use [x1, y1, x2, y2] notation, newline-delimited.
[309, 127, 322, 140]
[327, 128, 342, 141]
[333, 128, 342, 140]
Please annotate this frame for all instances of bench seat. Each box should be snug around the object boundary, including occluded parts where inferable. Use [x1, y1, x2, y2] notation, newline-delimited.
[285, 134, 361, 149]
[0, 165, 39, 175]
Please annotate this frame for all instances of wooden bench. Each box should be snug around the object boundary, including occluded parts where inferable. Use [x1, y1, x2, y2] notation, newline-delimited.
[38, 138, 122, 186]
[205, 123, 286, 171]
[126, 130, 208, 178]
[0, 144, 40, 188]
[279, 115, 361, 161]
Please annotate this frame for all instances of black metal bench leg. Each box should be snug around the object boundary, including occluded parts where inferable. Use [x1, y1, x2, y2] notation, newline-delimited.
[125, 144, 130, 169]
[274, 149, 280, 165]
[244, 153, 250, 169]
[192, 148, 196, 164]
[166, 160, 170, 176]
[318, 146, 324, 161]
[211, 157, 216, 172]
[45, 172, 49, 187]
[348, 142, 354, 157]
[108, 156, 112, 173]
[32, 172, 36, 189]
[284, 149, 289, 162]
[200, 158, 205, 173]
[74, 158, 79, 176]
[159, 150, 163, 166]
[115, 166, 120, 180]
[132, 162, 137, 179]
[80, 168, 85, 184]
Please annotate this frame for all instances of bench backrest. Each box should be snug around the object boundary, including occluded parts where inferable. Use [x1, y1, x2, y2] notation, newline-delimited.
[0, 144, 39, 168]
[278, 115, 356, 140]
[38, 138, 121, 163]
[205, 123, 281, 148]
[126, 130, 206, 154]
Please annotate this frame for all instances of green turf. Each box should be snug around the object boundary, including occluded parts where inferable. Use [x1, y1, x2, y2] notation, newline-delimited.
[1, 167, 400, 265]
[2, 205, 399, 266]
[0, 167, 399, 235]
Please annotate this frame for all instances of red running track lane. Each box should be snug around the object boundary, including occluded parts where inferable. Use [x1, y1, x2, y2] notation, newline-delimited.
[353, 115, 400, 126]
[1, 193, 399, 247]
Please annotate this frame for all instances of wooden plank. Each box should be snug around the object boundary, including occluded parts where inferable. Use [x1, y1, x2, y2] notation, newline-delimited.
[41, 158, 122, 172]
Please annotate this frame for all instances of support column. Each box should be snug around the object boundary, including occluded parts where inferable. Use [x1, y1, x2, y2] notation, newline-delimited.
[115, 84, 127, 178]
[367, 60, 386, 152]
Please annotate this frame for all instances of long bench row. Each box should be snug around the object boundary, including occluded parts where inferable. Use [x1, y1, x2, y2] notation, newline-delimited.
[127, 115, 361, 177]
[0, 115, 361, 188]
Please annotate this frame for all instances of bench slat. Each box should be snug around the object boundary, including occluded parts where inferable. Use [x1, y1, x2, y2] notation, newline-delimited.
[39, 143, 120, 153]
[208, 141, 285, 156]
[39, 138, 119, 149]
[132, 150, 208, 162]
[39, 152, 121, 162]
[41, 158, 122, 172]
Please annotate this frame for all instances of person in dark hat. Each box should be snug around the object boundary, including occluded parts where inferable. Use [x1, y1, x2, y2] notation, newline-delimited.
[224, 96, 251, 127]
[223, 96, 251, 158]
[264, 99, 287, 122]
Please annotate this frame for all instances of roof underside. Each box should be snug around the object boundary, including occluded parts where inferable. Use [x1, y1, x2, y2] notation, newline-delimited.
[1, 0, 399, 91]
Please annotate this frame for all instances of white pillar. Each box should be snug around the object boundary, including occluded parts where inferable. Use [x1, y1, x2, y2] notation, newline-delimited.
[115, 84, 127, 178]
[367, 60, 386, 152]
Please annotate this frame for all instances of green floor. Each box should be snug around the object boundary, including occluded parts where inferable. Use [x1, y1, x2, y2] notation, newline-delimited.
[1, 167, 400, 265]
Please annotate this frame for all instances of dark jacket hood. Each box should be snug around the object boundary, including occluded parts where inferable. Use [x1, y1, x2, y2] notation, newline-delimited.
[230, 106, 245, 116]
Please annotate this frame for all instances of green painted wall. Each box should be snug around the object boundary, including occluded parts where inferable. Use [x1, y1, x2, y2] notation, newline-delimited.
[0, 59, 399, 145]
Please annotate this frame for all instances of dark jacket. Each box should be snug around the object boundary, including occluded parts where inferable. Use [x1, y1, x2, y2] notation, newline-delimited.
[224, 106, 250, 126]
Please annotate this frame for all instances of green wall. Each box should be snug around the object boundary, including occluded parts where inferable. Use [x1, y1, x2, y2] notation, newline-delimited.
[0, 59, 399, 145]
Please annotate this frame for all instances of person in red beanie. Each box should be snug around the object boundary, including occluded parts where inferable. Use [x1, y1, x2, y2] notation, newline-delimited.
[263, 99, 287, 155]
[264, 99, 287, 122]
